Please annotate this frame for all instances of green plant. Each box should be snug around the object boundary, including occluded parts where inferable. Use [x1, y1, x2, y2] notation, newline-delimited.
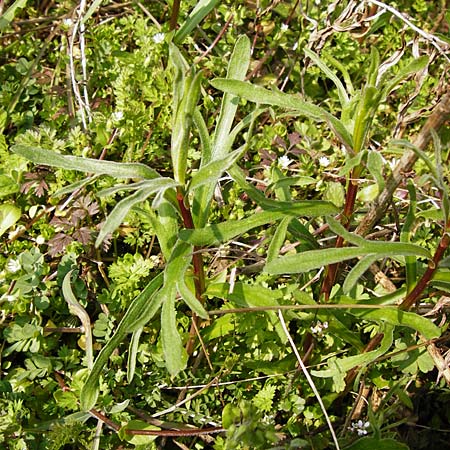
[2, 1, 450, 448]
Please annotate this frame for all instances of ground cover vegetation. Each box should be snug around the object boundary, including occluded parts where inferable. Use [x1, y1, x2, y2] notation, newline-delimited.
[1, 0, 450, 448]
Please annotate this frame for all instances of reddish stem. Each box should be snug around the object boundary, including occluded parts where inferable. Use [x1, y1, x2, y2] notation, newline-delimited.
[321, 174, 359, 300]
[400, 229, 450, 310]
[176, 188, 206, 355]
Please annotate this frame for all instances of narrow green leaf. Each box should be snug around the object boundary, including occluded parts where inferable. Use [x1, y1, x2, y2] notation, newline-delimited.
[134, 202, 179, 262]
[97, 178, 177, 198]
[305, 48, 349, 107]
[382, 56, 429, 98]
[0, 0, 28, 31]
[210, 79, 324, 120]
[212, 35, 251, 161]
[62, 271, 93, 370]
[352, 86, 381, 154]
[400, 182, 417, 294]
[161, 293, 187, 376]
[192, 35, 252, 228]
[265, 242, 431, 275]
[127, 327, 143, 383]
[189, 147, 243, 192]
[267, 217, 291, 263]
[312, 324, 394, 381]
[81, 0, 103, 24]
[96, 180, 177, 247]
[80, 274, 163, 411]
[343, 255, 380, 294]
[180, 202, 338, 246]
[351, 308, 441, 340]
[171, 70, 202, 185]
[326, 216, 367, 246]
[177, 278, 209, 319]
[174, 0, 220, 44]
[367, 150, 385, 192]
[53, 175, 100, 197]
[11, 144, 159, 179]
[193, 108, 212, 167]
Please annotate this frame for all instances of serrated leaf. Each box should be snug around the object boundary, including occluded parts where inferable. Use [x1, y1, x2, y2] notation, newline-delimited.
[11, 144, 158, 179]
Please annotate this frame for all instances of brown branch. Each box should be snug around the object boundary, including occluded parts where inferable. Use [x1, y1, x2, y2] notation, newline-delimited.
[400, 230, 450, 310]
[356, 91, 450, 237]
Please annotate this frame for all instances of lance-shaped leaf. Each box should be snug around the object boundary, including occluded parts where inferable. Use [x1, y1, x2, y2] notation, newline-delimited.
[80, 273, 164, 411]
[350, 308, 441, 340]
[305, 48, 349, 107]
[177, 277, 208, 319]
[265, 241, 431, 275]
[180, 201, 338, 246]
[127, 327, 143, 383]
[189, 147, 245, 192]
[193, 35, 252, 227]
[11, 144, 159, 179]
[174, 0, 220, 44]
[95, 178, 178, 247]
[62, 271, 93, 370]
[161, 292, 187, 376]
[171, 66, 202, 185]
[343, 254, 379, 294]
[210, 78, 324, 120]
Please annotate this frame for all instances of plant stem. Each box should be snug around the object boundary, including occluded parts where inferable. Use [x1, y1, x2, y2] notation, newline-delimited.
[321, 173, 359, 300]
[400, 227, 450, 310]
[176, 187, 206, 355]
[169, 0, 181, 31]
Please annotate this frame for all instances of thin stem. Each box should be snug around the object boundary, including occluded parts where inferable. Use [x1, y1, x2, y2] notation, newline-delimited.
[176, 187, 206, 355]
[170, 0, 181, 31]
[321, 173, 359, 300]
[278, 310, 341, 450]
[400, 229, 450, 310]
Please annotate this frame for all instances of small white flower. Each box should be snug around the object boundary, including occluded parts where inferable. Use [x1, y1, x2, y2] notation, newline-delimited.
[310, 321, 328, 335]
[319, 156, 330, 167]
[152, 32, 165, 44]
[281, 23, 289, 32]
[279, 155, 293, 169]
[7, 259, 21, 273]
[63, 18, 73, 27]
[293, 41, 299, 51]
[35, 235, 45, 245]
[112, 111, 124, 122]
[350, 420, 370, 436]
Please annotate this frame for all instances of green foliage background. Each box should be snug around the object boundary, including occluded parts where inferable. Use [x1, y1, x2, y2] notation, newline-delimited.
[0, 1, 449, 449]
